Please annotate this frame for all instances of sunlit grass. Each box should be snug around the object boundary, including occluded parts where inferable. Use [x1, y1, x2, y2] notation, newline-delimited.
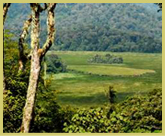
[47, 51, 162, 108]
[68, 65, 155, 76]
[52, 73, 84, 80]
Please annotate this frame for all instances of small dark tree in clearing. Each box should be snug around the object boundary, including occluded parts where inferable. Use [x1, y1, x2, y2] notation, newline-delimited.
[106, 86, 116, 118]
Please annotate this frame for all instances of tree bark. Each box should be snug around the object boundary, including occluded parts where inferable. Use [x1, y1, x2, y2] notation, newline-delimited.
[18, 15, 32, 72]
[41, 3, 56, 58]
[44, 57, 47, 86]
[18, 5, 48, 72]
[21, 4, 40, 133]
[3, 3, 11, 94]
[21, 3, 56, 133]
[3, 3, 11, 24]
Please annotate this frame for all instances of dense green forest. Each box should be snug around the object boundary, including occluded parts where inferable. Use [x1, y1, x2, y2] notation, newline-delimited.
[5, 3, 162, 52]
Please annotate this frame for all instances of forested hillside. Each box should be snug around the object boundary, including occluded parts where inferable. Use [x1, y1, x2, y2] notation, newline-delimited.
[5, 3, 162, 53]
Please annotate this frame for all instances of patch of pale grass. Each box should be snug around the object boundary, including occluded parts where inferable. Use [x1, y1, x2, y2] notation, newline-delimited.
[52, 73, 83, 80]
[68, 65, 155, 76]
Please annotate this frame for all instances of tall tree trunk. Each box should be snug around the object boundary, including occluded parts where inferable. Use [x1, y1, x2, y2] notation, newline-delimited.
[21, 4, 40, 133]
[21, 47, 41, 133]
[21, 3, 56, 133]
[3, 3, 11, 94]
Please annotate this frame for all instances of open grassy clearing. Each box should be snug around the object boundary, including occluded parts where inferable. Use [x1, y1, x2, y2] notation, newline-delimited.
[50, 72, 161, 108]
[48, 51, 162, 108]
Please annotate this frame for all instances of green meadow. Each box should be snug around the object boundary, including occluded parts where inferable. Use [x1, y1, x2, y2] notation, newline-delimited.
[47, 51, 162, 108]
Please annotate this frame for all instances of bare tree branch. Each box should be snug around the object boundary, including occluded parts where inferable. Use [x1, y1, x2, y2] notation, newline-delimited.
[38, 3, 48, 12]
[41, 3, 56, 58]
[30, 3, 48, 12]
[155, 3, 162, 12]
[18, 15, 32, 72]
[18, 3, 49, 73]
[3, 3, 11, 24]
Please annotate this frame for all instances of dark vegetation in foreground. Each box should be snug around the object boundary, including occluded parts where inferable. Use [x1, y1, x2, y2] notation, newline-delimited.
[4, 79, 162, 133]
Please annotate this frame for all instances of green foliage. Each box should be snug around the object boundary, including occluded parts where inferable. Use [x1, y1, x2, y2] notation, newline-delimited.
[4, 31, 19, 74]
[88, 54, 123, 64]
[32, 105, 77, 132]
[3, 31, 62, 133]
[109, 88, 162, 132]
[117, 88, 162, 132]
[46, 54, 67, 73]
[3, 91, 26, 132]
[153, 130, 162, 133]
[54, 4, 162, 53]
[3, 31, 30, 133]
[5, 3, 162, 53]
[63, 107, 111, 133]
[63, 89, 162, 133]
[30, 89, 63, 132]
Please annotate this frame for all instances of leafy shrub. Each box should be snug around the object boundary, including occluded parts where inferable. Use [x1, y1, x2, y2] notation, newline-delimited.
[3, 31, 29, 133]
[3, 73, 63, 133]
[116, 88, 162, 132]
[3, 90, 26, 132]
[30, 89, 62, 132]
[63, 107, 111, 133]
[46, 54, 67, 74]
[63, 89, 162, 133]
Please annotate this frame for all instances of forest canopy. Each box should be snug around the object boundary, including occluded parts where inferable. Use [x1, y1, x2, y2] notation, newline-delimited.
[5, 3, 162, 53]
